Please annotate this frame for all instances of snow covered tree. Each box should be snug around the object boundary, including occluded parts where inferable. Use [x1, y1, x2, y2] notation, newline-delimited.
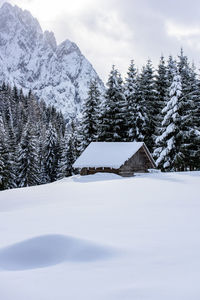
[17, 122, 40, 187]
[177, 49, 193, 104]
[154, 71, 185, 171]
[130, 74, 149, 142]
[79, 79, 101, 151]
[99, 66, 127, 142]
[66, 135, 75, 176]
[3, 103, 18, 189]
[44, 124, 59, 182]
[0, 84, 69, 190]
[155, 55, 168, 116]
[182, 64, 200, 170]
[0, 115, 6, 190]
[177, 49, 200, 169]
[0, 146, 5, 190]
[124, 60, 137, 141]
[55, 135, 67, 180]
[136, 60, 157, 151]
[166, 55, 177, 87]
[66, 120, 82, 176]
[37, 125, 47, 184]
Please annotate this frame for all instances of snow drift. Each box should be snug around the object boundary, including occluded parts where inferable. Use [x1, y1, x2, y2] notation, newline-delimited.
[0, 234, 114, 270]
[0, 171, 200, 300]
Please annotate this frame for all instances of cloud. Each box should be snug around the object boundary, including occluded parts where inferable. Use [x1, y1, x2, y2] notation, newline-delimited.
[0, 0, 7, 5]
[100, 0, 200, 74]
[1, 0, 200, 81]
[58, 0, 200, 79]
[166, 21, 200, 52]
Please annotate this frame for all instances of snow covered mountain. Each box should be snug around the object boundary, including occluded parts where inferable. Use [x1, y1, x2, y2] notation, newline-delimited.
[0, 2, 104, 120]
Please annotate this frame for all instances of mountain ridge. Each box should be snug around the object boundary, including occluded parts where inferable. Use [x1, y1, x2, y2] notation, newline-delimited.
[0, 2, 104, 120]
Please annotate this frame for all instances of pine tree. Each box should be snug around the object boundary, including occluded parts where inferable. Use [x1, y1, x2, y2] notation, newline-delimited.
[0, 144, 5, 190]
[177, 49, 200, 169]
[131, 74, 149, 142]
[79, 79, 100, 151]
[182, 64, 200, 170]
[66, 120, 80, 175]
[155, 55, 168, 115]
[137, 60, 157, 151]
[4, 104, 18, 189]
[0, 115, 6, 190]
[195, 74, 200, 169]
[100, 65, 127, 142]
[154, 71, 185, 171]
[44, 124, 59, 182]
[17, 122, 40, 187]
[66, 135, 75, 176]
[166, 55, 177, 87]
[124, 60, 137, 141]
[37, 124, 47, 184]
[55, 134, 67, 180]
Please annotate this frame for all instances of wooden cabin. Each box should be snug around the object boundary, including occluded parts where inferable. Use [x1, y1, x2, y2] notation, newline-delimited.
[73, 142, 156, 177]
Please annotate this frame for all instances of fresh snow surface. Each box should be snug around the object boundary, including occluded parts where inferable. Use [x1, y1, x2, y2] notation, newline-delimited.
[73, 142, 144, 168]
[0, 171, 200, 300]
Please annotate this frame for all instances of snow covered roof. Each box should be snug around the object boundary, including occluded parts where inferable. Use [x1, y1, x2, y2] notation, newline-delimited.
[73, 142, 146, 169]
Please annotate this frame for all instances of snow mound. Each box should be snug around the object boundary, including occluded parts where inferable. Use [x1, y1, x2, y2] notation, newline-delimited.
[71, 173, 122, 183]
[0, 234, 114, 271]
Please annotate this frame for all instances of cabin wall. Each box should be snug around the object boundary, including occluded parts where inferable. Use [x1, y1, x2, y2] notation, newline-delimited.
[80, 167, 120, 176]
[119, 147, 154, 176]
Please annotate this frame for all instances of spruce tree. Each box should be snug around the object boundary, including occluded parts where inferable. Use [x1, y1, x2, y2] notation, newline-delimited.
[155, 55, 168, 115]
[66, 120, 80, 175]
[55, 134, 67, 180]
[182, 64, 200, 170]
[100, 65, 127, 142]
[137, 60, 157, 151]
[0, 142, 5, 190]
[166, 55, 177, 87]
[4, 104, 18, 189]
[17, 122, 40, 187]
[79, 79, 100, 151]
[154, 71, 185, 171]
[131, 74, 149, 142]
[66, 135, 75, 176]
[0, 115, 6, 190]
[177, 49, 200, 169]
[44, 124, 59, 182]
[37, 124, 47, 184]
[124, 60, 137, 141]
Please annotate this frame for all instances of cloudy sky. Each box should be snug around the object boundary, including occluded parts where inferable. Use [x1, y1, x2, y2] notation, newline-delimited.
[1, 0, 200, 81]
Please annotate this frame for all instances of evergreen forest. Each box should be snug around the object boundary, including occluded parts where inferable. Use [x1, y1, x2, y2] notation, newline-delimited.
[0, 50, 200, 190]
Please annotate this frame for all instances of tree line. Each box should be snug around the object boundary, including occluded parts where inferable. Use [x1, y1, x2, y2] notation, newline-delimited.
[0, 84, 71, 190]
[77, 49, 200, 172]
[0, 49, 200, 191]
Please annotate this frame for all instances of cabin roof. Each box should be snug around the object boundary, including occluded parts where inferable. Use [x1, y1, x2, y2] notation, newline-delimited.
[73, 142, 154, 169]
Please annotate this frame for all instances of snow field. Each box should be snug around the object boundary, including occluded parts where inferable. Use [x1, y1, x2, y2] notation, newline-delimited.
[0, 172, 200, 299]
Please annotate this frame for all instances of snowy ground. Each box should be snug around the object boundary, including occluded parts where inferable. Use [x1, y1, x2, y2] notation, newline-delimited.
[0, 171, 200, 300]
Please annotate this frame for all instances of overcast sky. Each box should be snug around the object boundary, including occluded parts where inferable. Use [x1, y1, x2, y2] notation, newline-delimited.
[1, 0, 200, 81]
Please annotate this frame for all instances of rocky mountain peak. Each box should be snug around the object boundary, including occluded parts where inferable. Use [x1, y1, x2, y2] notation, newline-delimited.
[43, 31, 57, 51]
[0, 2, 42, 36]
[0, 2, 104, 121]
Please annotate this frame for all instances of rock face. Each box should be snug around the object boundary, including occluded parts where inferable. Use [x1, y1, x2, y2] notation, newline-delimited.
[0, 2, 104, 120]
